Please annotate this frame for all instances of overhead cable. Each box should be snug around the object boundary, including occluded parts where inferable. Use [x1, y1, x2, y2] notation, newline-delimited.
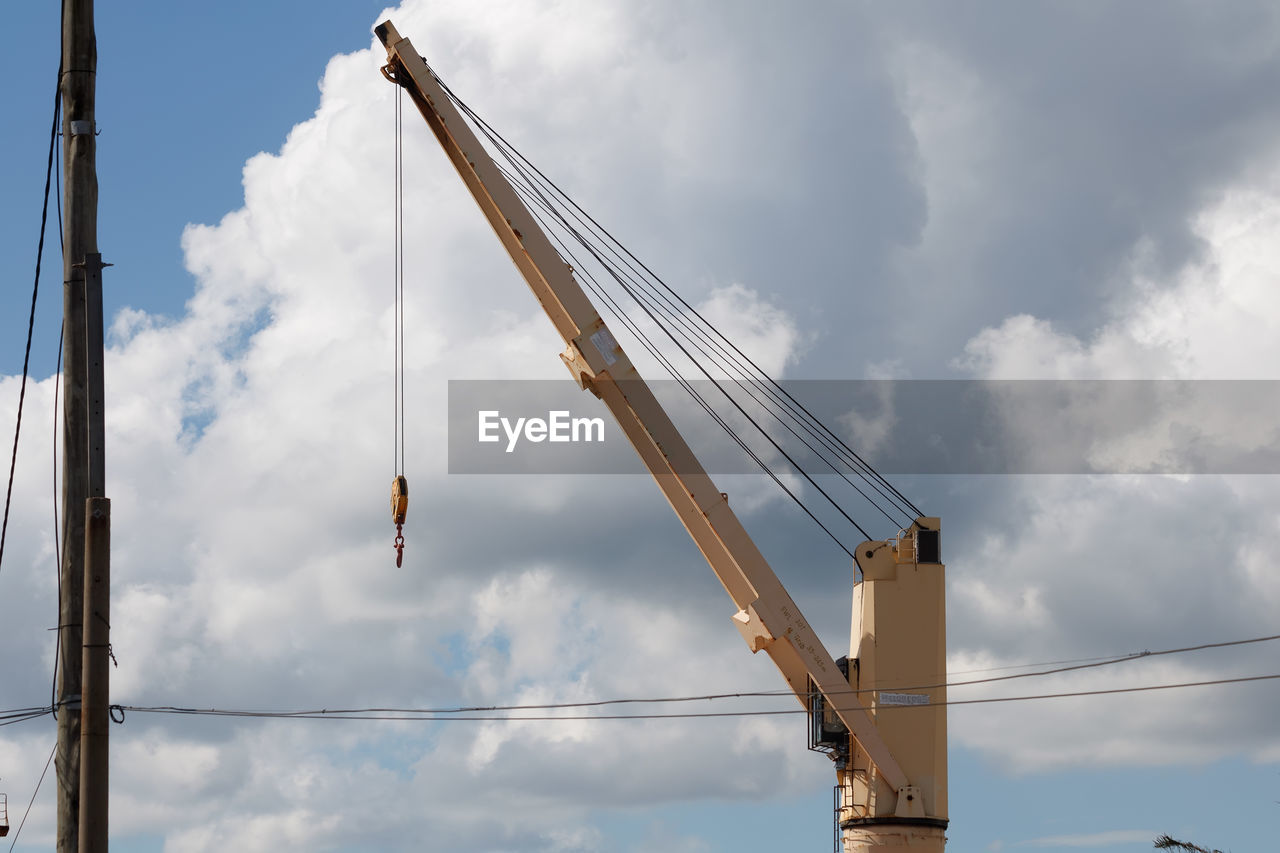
[98, 672, 1280, 721]
[5, 742, 54, 853]
[6, 630, 1268, 726]
[0, 69, 61, 580]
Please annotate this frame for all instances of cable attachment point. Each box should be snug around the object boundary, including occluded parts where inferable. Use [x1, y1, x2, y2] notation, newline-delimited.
[391, 475, 408, 567]
[380, 62, 403, 86]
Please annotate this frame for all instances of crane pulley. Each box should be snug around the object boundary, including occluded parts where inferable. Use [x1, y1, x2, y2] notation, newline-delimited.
[391, 475, 407, 568]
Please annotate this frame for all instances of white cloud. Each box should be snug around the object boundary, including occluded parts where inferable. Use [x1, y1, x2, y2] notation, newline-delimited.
[0, 2, 827, 847]
[957, 162, 1280, 382]
[5, 2, 1280, 850]
[1016, 829, 1158, 848]
[944, 159, 1280, 772]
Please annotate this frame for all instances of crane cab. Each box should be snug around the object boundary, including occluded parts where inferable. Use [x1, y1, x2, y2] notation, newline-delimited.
[1, 791, 9, 837]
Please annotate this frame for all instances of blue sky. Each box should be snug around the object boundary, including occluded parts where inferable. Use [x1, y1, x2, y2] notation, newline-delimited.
[0, 0, 390, 375]
[3, 2, 1280, 852]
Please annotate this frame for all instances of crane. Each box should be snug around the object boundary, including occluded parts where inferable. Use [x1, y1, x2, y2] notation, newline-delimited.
[376, 21, 948, 852]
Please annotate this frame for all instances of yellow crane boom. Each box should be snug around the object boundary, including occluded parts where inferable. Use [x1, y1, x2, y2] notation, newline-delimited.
[376, 21, 947, 851]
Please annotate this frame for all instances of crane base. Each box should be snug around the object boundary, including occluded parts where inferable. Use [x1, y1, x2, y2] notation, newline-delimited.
[841, 820, 945, 852]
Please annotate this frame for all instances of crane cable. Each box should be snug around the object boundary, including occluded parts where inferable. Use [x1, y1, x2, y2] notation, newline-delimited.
[390, 76, 408, 567]
[425, 66, 924, 546]
[513, 180, 861, 558]
[432, 74, 915, 546]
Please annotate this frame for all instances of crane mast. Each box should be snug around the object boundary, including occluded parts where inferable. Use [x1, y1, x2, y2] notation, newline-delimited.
[376, 22, 947, 851]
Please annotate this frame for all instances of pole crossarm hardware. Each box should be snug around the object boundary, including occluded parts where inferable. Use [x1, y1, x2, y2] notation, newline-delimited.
[376, 20, 911, 794]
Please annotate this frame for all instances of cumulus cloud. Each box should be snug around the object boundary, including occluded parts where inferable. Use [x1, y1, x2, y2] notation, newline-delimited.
[945, 134, 1280, 772]
[878, 2, 1280, 373]
[4, 1, 1280, 850]
[1, 3, 831, 848]
[956, 165, 1280, 382]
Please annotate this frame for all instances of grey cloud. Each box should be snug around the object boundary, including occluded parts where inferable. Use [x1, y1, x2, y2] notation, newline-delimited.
[4, 1, 1280, 848]
[871, 2, 1280, 371]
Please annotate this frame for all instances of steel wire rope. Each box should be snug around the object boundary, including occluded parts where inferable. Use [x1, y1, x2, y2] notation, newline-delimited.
[0, 69, 61, 580]
[393, 82, 407, 479]
[502, 166, 871, 547]
[508, 175, 858, 557]
[499, 165, 861, 554]
[493, 154, 919, 532]
[432, 67, 923, 525]
[428, 66, 914, 529]
[474, 121, 878, 542]
[499, 162, 910, 538]
[463, 101, 912, 536]
[6, 741, 55, 853]
[436, 77, 913, 510]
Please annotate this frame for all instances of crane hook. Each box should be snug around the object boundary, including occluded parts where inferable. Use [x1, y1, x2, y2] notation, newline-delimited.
[391, 475, 408, 567]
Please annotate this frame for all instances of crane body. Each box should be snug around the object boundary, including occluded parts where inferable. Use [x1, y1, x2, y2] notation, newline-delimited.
[376, 22, 947, 850]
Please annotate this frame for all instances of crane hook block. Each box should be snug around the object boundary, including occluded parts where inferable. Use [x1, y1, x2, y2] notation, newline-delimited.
[391, 476, 409, 525]
[391, 476, 408, 568]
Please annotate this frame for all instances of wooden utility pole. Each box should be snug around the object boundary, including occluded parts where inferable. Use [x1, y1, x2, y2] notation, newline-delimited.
[58, 1, 109, 851]
[79, 495, 109, 853]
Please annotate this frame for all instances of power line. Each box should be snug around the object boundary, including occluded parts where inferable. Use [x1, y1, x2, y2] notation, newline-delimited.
[0, 708, 52, 728]
[0, 67, 61, 580]
[890, 631, 1280, 694]
[914, 672, 1280, 710]
[128, 629, 1280, 715]
[948, 653, 1127, 675]
[5, 627, 1274, 727]
[6, 741, 54, 853]
[2, 667, 1277, 729]
[119, 706, 802, 722]
[100, 672, 1280, 721]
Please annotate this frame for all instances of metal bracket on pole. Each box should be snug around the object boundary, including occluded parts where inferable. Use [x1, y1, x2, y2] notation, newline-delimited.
[77, 254, 110, 499]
